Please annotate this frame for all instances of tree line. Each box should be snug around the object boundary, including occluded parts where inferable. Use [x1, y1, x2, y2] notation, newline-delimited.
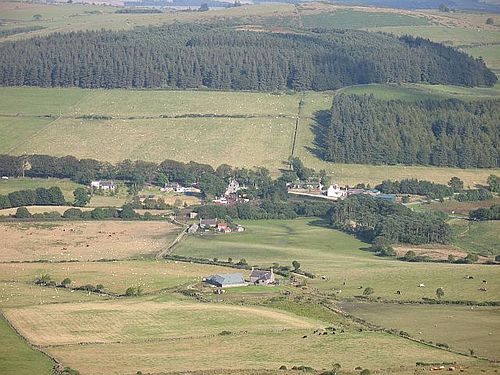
[0, 187, 65, 209]
[328, 195, 451, 245]
[322, 95, 499, 168]
[0, 25, 496, 90]
[375, 179, 454, 199]
[469, 204, 500, 221]
[0, 154, 270, 195]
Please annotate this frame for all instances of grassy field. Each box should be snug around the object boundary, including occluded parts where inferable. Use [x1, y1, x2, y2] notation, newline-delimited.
[340, 302, 500, 360]
[301, 9, 429, 29]
[450, 218, 500, 256]
[9, 116, 296, 168]
[4, 299, 319, 346]
[0, 2, 297, 40]
[0, 217, 497, 374]
[175, 218, 500, 302]
[0, 221, 180, 262]
[419, 197, 500, 215]
[1, 86, 499, 186]
[0, 178, 84, 200]
[0, 260, 243, 295]
[0, 315, 54, 375]
[45, 329, 480, 375]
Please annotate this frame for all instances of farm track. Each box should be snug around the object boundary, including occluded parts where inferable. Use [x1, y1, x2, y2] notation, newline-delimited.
[155, 219, 188, 260]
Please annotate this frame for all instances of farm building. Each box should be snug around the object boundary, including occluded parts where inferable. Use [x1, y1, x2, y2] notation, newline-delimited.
[204, 273, 246, 288]
[90, 180, 116, 191]
[217, 222, 232, 233]
[162, 182, 185, 193]
[188, 223, 199, 234]
[225, 180, 241, 196]
[249, 268, 275, 285]
[200, 218, 217, 228]
[325, 184, 347, 200]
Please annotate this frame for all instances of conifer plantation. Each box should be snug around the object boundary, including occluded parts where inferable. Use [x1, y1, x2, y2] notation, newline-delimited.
[321, 95, 499, 168]
[0, 25, 496, 90]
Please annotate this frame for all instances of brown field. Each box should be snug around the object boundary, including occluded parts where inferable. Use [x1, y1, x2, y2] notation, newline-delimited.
[420, 198, 500, 215]
[43, 330, 477, 375]
[393, 244, 469, 261]
[0, 221, 180, 262]
[4, 299, 318, 346]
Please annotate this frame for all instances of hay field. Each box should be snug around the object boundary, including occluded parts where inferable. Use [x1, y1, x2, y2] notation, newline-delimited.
[0, 260, 242, 295]
[175, 218, 500, 302]
[45, 330, 476, 375]
[9, 116, 295, 168]
[4, 299, 319, 346]
[340, 302, 500, 360]
[0, 221, 180, 262]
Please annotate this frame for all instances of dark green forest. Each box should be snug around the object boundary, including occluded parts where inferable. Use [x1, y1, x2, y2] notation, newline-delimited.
[321, 95, 499, 168]
[0, 25, 496, 90]
[329, 195, 451, 245]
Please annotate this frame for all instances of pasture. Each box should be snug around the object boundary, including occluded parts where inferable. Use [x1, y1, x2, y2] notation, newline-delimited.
[0, 221, 180, 262]
[0, 315, 54, 375]
[43, 330, 479, 374]
[1, 86, 499, 186]
[301, 9, 430, 29]
[450, 219, 500, 256]
[0, 260, 241, 295]
[339, 302, 500, 360]
[4, 299, 320, 346]
[175, 219, 500, 302]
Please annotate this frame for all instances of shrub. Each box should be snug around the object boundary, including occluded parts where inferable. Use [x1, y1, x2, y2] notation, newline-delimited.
[125, 287, 137, 296]
[363, 287, 374, 296]
[63, 208, 83, 219]
[15, 206, 31, 218]
[61, 278, 71, 287]
[360, 370, 371, 375]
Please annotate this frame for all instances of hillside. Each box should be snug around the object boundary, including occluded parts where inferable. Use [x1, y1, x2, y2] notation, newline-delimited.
[0, 25, 496, 90]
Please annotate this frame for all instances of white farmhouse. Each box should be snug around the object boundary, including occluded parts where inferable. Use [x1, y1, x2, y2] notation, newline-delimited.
[326, 184, 347, 200]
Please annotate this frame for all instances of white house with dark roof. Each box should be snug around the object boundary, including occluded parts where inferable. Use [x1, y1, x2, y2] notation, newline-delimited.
[249, 268, 275, 285]
[90, 180, 116, 191]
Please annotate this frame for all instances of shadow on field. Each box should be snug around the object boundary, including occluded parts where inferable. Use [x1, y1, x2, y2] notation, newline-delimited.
[306, 218, 331, 228]
[305, 109, 330, 160]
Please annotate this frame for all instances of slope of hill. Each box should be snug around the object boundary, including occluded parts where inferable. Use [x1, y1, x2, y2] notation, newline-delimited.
[0, 25, 496, 90]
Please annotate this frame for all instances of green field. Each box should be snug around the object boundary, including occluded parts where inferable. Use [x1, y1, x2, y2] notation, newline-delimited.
[450, 218, 500, 256]
[1, 86, 499, 187]
[301, 10, 429, 29]
[0, 315, 54, 375]
[340, 302, 500, 360]
[175, 218, 500, 302]
[338, 83, 500, 101]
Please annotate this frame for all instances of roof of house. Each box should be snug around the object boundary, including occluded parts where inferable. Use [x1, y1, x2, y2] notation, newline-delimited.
[250, 269, 272, 280]
[206, 273, 245, 285]
[99, 180, 115, 187]
[200, 218, 217, 225]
